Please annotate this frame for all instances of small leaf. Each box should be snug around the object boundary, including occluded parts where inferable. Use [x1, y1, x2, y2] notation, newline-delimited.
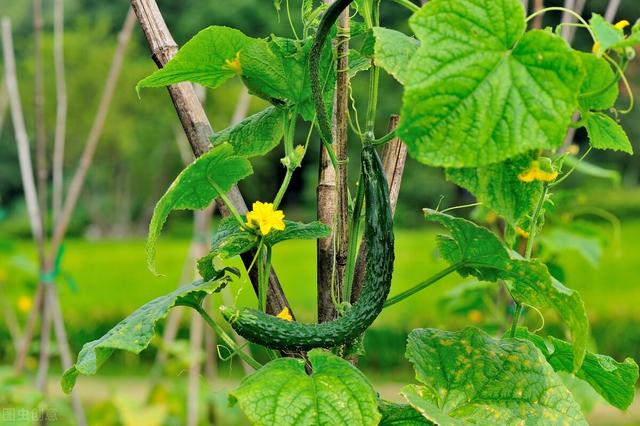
[136, 26, 252, 92]
[446, 155, 543, 227]
[585, 112, 633, 154]
[576, 52, 618, 111]
[404, 327, 587, 425]
[349, 49, 372, 78]
[62, 276, 232, 393]
[211, 107, 285, 158]
[264, 220, 331, 246]
[146, 144, 252, 274]
[425, 210, 589, 371]
[517, 329, 639, 410]
[229, 349, 381, 426]
[399, 0, 584, 167]
[379, 400, 434, 425]
[589, 14, 625, 55]
[372, 27, 419, 85]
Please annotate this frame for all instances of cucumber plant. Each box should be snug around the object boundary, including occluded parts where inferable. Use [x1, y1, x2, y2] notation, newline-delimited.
[64, 0, 640, 424]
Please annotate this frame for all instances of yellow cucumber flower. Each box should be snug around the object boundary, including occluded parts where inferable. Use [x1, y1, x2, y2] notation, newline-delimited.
[518, 161, 558, 183]
[17, 296, 33, 313]
[225, 51, 242, 74]
[516, 227, 530, 238]
[246, 201, 285, 235]
[614, 20, 630, 30]
[276, 307, 293, 321]
[592, 41, 601, 54]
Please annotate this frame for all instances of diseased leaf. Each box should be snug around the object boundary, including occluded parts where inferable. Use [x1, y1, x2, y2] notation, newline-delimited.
[517, 329, 639, 410]
[446, 155, 543, 227]
[404, 327, 587, 425]
[379, 400, 434, 425]
[146, 144, 252, 274]
[399, 0, 584, 167]
[62, 275, 233, 393]
[576, 52, 618, 111]
[136, 26, 252, 92]
[372, 27, 419, 84]
[425, 210, 589, 371]
[585, 112, 633, 154]
[211, 107, 285, 158]
[229, 349, 381, 426]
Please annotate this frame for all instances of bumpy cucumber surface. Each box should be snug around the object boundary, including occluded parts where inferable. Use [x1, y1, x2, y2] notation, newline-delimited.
[220, 146, 394, 351]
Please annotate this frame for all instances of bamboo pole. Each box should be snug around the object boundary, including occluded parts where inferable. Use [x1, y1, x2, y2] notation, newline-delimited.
[52, 0, 68, 224]
[130, 0, 294, 318]
[33, 0, 47, 235]
[317, 1, 350, 323]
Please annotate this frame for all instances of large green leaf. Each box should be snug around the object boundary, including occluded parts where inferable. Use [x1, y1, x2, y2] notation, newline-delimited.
[425, 210, 589, 371]
[210, 106, 285, 158]
[517, 329, 639, 410]
[136, 26, 252, 91]
[399, 0, 584, 167]
[404, 327, 586, 425]
[585, 112, 633, 154]
[446, 155, 543, 227]
[372, 27, 419, 85]
[576, 52, 618, 111]
[229, 349, 381, 426]
[379, 401, 434, 425]
[146, 144, 252, 274]
[62, 275, 233, 393]
[241, 36, 334, 121]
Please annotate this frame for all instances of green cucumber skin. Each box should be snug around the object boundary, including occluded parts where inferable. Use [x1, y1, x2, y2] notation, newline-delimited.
[222, 146, 394, 351]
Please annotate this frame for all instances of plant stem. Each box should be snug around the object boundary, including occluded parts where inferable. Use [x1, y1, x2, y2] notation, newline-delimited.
[372, 129, 397, 145]
[525, 185, 548, 260]
[509, 303, 523, 338]
[194, 305, 262, 370]
[390, 0, 420, 12]
[365, 66, 380, 135]
[526, 7, 595, 40]
[273, 169, 293, 209]
[343, 175, 365, 302]
[384, 264, 461, 308]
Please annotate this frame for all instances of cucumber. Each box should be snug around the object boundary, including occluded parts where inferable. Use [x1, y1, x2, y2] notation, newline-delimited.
[220, 145, 394, 351]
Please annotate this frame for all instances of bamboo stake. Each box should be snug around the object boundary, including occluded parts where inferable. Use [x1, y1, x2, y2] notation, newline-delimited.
[0, 77, 8, 135]
[351, 116, 407, 302]
[317, 1, 350, 323]
[52, 0, 68, 224]
[604, 0, 621, 22]
[130, 0, 294, 318]
[33, 0, 47, 235]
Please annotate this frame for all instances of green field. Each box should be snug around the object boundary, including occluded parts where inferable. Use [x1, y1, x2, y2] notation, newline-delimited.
[3, 220, 640, 332]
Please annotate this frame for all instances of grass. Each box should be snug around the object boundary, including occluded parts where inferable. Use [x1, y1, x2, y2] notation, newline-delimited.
[3, 219, 640, 331]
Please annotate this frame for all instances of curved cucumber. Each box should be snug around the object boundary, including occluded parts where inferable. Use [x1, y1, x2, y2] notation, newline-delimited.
[220, 145, 394, 351]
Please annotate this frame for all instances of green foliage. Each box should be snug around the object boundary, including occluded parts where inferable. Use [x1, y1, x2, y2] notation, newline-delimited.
[379, 401, 432, 425]
[398, 0, 584, 167]
[517, 328, 639, 410]
[576, 52, 618, 111]
[372, 27, 419, 84]
[446, 155, 543, 227]
[62, 274, 234, 393]
[146, 143, 252, 274]
[425, 209, 589, 371]
[404, 327, 586, 425]
[210, 106, 286, 157]
[585, 112, 634, 154]
[136, 26, 252, 92]
[229, 349, 381, 425]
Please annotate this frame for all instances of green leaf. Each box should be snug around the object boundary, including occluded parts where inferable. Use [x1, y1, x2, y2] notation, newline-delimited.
[576, 52, 618, 111]
[229, 349, 381, 426]
[539, 227, 603, 267]
[241, 36, 334, 121]
[211, 107, 285, 158]
[372, 27, 419, 85]
[585, 112, 633, 154]
[379, 400, 434, 425]
[349, 49, 372, 79]
[146, 144, 252, 274]
[136, 26, 252, 92]
[424, 210, 589, 371]
[404, 327, 587, 425]
[205, 216, 331, 263]
[517, 329, 639, 410]
[62, 276, 232, 393]
[446, 155, 543, 227]
[589, 14, 625, 56]
[399, 0, 584, 167]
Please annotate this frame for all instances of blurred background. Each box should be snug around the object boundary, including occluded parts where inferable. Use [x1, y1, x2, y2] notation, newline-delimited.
[0, 0, 639, 424]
